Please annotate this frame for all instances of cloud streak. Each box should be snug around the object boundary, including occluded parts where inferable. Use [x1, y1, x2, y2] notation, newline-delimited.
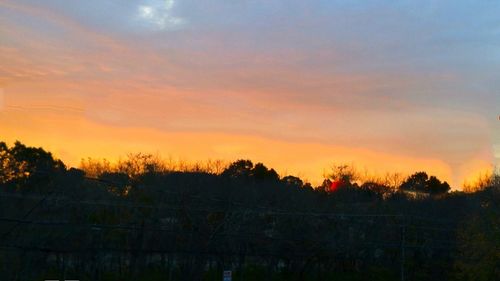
[0, 0, 499, 187]
[137, 0, 186, 30]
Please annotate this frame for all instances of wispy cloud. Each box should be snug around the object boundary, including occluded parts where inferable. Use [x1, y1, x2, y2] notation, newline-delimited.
[494, 144, 500, 159]
[0, 88, 4, 111]
[1, 0, 498, 187]
[137, 0, 186, 30]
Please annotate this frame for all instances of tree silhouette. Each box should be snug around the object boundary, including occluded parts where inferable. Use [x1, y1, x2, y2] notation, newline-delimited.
[281, 175, 304, 189]
[400, 172, 450, 195]
[400, 171, 428, 192]
[1, 140, 497, 281]
[221, 159, 254, 179]
[427, 175, 451, 195]
[0, 141, 65, 191]
[251, 163, 279, 182]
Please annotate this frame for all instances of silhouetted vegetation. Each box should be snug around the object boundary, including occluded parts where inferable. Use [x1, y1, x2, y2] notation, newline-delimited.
[0, 141, 498, 281]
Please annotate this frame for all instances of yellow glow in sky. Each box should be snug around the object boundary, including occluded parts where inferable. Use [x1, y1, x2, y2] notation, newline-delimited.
[1, 0, 499, 189]
[0, 104, 459, 186]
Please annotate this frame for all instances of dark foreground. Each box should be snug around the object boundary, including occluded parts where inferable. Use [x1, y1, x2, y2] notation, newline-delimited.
[0, 141, 498, 280]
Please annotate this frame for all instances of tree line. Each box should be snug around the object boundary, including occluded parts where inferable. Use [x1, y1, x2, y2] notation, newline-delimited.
[0, 140, 498, 281]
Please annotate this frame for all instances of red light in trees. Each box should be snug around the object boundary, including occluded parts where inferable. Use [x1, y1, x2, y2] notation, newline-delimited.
[329, 180, 343, 192]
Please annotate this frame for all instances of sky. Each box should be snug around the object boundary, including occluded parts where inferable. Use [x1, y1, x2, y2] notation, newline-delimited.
[1, 0, 499, 187]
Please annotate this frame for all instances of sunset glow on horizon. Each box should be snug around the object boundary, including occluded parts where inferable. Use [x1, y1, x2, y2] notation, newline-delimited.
[1, 0, 499, 188]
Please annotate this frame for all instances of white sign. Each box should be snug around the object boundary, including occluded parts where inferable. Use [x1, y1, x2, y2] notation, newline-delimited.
[223, 270, 232, 281]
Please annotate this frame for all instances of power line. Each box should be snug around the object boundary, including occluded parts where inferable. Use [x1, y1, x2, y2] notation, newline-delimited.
[0, 191, 464, 226]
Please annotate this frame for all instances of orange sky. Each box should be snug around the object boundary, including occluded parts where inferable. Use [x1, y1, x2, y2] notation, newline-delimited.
[0, 81, 493, 187]
[1, 105, 457, 186]
[1, 0, 499, 188]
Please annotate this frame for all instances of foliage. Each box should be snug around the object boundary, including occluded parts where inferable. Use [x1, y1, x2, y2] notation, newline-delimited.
[455, 186, 500, 281]
[0, 141, 65, 191]
[399, 171, 450, 195]
[0, 141, 497, 281]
